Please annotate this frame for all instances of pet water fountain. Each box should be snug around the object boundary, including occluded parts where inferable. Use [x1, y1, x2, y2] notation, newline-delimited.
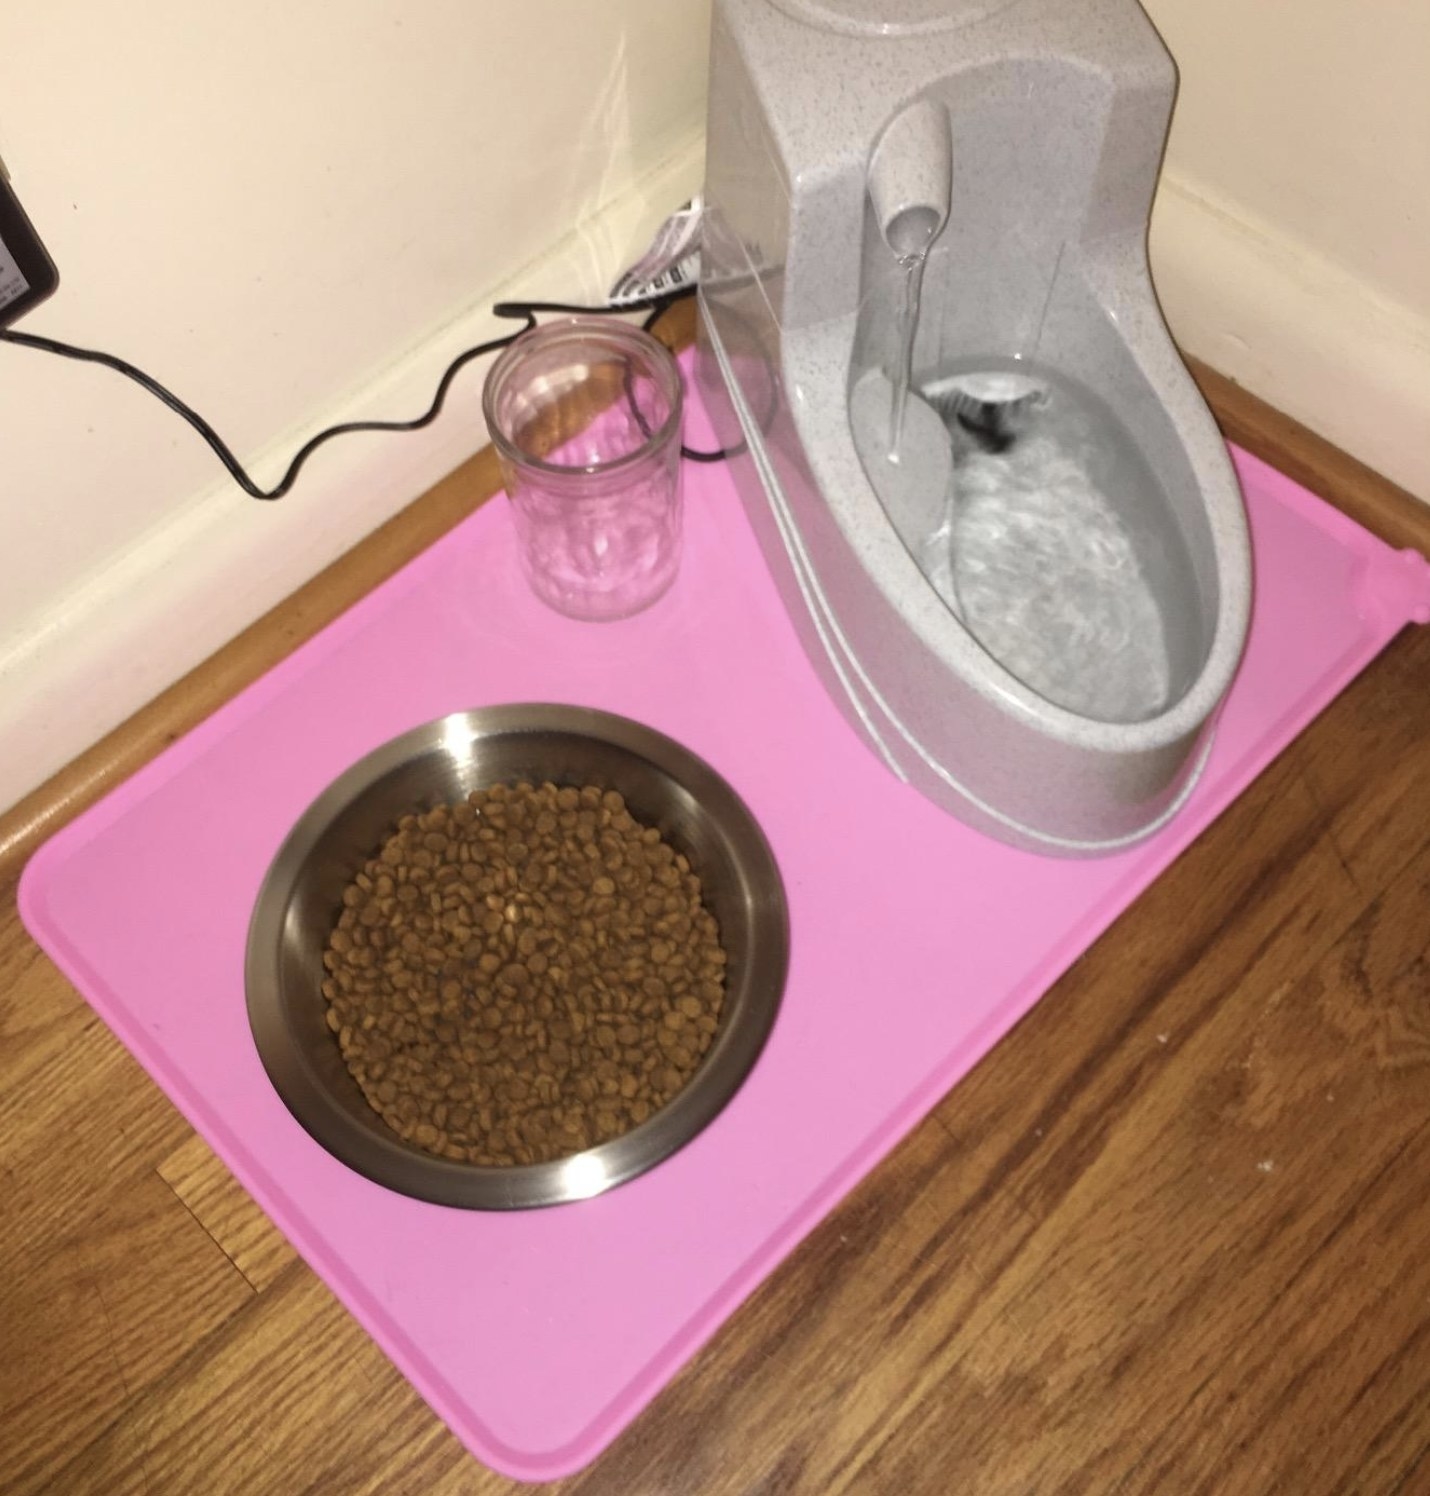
[699, 0, 1254, 854]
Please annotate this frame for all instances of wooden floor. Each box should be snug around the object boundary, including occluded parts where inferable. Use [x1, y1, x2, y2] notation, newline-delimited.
[2, 324, 1428, 1493]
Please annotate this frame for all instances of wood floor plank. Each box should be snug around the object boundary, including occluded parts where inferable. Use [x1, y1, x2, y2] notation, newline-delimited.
[1101, 851, 1430, 1493]
[156, 1136, 298, 1294]
[808, 844, 1430, 1496]
[0, 925, 192, 1273]
[560, 1111, 1040, 1496]
[935, 747, 1361, 1225]
[0, 1169, 254, 1495]
[39, 1265, 489, 1496]
[0, 1034, 190, 1268]
[1289, 627, 1430, 896]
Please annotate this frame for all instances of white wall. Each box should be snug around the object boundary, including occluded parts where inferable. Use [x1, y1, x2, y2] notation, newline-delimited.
[1144, 0, 1430, 502]
[0, 0, 709, 811]
[0, 0, 1425, 815]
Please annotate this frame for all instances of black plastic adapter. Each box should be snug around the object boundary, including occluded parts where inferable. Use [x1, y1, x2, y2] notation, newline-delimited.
[0, 159, 58, 330]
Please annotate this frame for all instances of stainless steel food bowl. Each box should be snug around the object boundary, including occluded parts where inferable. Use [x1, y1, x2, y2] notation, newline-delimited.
[245, 705, 789, 1210]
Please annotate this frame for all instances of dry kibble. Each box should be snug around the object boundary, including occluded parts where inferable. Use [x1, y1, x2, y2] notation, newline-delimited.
[322, 781, 727, 1166]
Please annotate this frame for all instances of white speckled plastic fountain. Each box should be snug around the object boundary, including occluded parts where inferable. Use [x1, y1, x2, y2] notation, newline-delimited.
[699, 0, 1253, 855]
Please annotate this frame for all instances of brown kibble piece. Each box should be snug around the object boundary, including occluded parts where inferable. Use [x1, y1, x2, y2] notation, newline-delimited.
[321, 780, 728, 1167]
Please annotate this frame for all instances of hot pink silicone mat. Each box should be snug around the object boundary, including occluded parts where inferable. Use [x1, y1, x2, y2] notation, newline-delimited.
[19, 363, 1430, 1482]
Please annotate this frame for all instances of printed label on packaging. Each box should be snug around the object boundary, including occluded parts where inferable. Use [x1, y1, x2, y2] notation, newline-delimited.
[0, 229, 30, 311]
[609, 198, 703, 308]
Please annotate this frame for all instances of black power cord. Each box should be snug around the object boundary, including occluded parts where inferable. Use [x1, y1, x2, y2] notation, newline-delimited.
[0, 285, 730, 499]
[638, 297, 734, 464]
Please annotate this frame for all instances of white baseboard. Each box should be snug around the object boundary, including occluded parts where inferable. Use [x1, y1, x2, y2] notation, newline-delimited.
[1150, 171, 1430, 504]
[0, 134, 707, 815]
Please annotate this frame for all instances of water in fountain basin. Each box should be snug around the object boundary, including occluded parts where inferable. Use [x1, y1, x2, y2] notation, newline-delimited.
[918, 357, 1177, 725]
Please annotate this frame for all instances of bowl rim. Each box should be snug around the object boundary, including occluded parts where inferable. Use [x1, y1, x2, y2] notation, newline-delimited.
[244, 704, 789, 1210]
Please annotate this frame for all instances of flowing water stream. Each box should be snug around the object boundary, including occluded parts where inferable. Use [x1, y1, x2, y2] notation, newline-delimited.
[886, 250, 928, 462]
